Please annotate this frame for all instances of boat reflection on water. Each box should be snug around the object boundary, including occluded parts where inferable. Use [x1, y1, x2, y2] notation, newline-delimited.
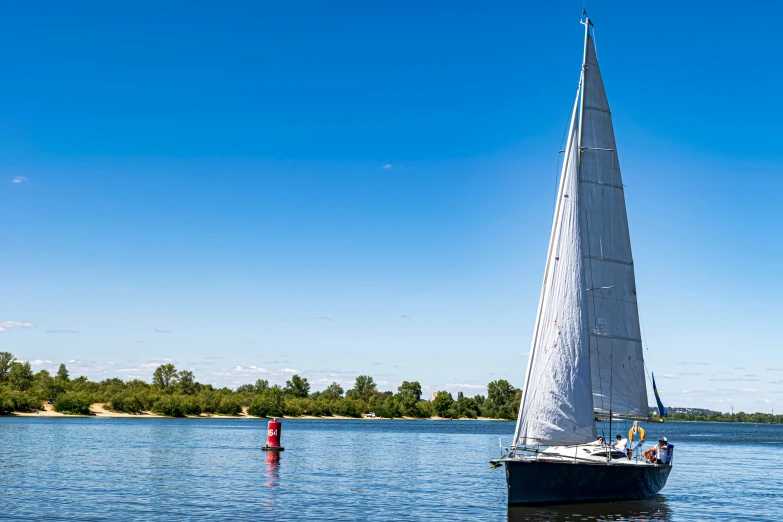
[508, 495, 671, 522]
[264, 450, 280, 487]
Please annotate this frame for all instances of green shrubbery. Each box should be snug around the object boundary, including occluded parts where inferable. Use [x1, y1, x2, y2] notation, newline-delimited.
[53, 393, 92, 415]
[0, 350, 526, 420]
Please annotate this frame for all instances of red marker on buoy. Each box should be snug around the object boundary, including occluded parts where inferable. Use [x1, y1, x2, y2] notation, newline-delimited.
[262, 418, 284, 451]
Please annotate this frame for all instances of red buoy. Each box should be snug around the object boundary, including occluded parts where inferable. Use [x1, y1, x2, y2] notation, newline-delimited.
[262, 418, 284, 451]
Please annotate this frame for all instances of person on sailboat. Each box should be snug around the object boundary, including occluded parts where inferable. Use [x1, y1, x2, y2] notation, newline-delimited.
[644, 438, 672, 465]
[614, 434, 629, 456]
[655, 437, 672, 465]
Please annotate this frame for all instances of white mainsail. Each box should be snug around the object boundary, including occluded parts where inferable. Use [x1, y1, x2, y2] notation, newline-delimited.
[580, 32, 648, 418]
[514, 20, 648, 447]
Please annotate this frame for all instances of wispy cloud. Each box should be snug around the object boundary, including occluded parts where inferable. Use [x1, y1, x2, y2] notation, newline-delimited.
[0, 321, 34, 333]
[279, 368, 300, 374]
[154, 329, 173, 334]
[679, 372, 701, 376]
[26, 359, 53, 366]
[216, 365, 269, 376]
[400, 314, 410, 319]
[710, 377, 762, 382]
[658, 374, 678, 379]
[46, 329, 79, 334]
[382, 164, 392, 169]
[12, 176, 27, 184]
[677, 362, 709, 366]
[314, 316, 333, 321]
[767, 368, 783, 372]
[445, 383, 486, 390]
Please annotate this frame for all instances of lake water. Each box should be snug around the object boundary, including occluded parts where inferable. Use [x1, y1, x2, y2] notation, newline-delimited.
[0, 417, 780, 521]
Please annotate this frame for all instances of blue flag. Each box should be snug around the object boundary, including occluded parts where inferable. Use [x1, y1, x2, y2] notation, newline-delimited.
[652, 373, 667, 417]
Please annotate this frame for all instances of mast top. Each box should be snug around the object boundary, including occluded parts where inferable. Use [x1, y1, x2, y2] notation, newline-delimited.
[580, 9, 594, 27]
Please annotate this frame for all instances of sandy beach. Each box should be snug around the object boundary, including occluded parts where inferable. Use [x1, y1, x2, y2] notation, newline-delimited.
[8, 403, 510, 421]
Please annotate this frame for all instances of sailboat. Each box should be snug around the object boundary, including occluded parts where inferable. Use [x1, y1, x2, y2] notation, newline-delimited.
[491, 13, 672, 505]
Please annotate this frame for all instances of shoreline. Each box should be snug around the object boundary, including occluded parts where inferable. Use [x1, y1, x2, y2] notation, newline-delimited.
[5, 403, 513, 421]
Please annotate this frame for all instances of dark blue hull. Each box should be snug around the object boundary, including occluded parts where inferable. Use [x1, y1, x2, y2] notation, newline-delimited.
[504, 460, 671, 506]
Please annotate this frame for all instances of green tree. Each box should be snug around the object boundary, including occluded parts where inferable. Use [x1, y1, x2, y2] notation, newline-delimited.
[350, 375, 377, 400]
[396, 381, 422, 416]
[322, 381, 344, 400]
[432, 391, 454, 417]
[487, 379, 516, 406]
[56, 363, 70, 382]
[152, 364, 178, 388]
[177, 370, 196, 394]
[247, 385, 285, 417]
[33, 370, 56, 400]
[254, 379, 269, 394]
[453, 396, 480, 419]
[8, 361, 34, 392]
[284, 374, 310, 398]
[0, 352, 15, 383]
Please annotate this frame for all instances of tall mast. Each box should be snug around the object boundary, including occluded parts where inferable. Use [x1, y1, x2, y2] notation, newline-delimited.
[577, 12, 591, 164]
[578, 12, 602, 436]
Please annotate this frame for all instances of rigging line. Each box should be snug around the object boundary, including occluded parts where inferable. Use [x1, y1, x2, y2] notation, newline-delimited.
[552, 88, 579, 215]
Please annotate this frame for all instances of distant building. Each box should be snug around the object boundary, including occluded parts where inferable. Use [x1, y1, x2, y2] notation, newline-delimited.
[427, 391, 438, 402]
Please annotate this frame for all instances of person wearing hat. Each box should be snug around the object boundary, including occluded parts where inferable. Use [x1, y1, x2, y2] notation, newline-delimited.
[654, 437, 672, 465]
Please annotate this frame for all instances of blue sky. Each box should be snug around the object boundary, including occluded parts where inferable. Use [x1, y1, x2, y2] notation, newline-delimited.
[1, 1, 781, 412]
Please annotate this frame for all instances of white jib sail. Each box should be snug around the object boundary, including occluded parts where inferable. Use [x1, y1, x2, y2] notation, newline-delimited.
[513, 91, 596, 447]
[580, 33, 648, 418]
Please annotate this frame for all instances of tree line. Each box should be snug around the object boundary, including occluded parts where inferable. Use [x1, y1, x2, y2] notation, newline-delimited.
[0, 352, 521, 419]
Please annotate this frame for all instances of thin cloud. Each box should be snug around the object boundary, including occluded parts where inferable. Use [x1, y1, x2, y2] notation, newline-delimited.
[767, 368, 783, 372]
[315, 316, 333, 321]
[278, 368, 300, 374]
[382, 164, 392, 169]
[679, 372, 701, 376]
[26, 359, 53, 366]
[400, 314, 410, 319]
[154, 329, 173, 333]
[658, 374, 678, 379]
[46, 329, 79, 334]
[709, 377, 762, 382]
[446, 383, 486, 390]
[0, 321, 34, 333]
[12, 176, 27, 184]
[214, 365, 269, 376]
[677, 362, 709, 366]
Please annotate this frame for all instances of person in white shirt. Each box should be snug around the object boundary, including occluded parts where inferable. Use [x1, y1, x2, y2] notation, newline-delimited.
[655, 437, 672, 464]
[613, 434, 629, 457]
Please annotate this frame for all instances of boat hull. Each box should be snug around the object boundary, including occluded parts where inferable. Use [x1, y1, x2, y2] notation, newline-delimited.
[503, 459, 671, 506]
